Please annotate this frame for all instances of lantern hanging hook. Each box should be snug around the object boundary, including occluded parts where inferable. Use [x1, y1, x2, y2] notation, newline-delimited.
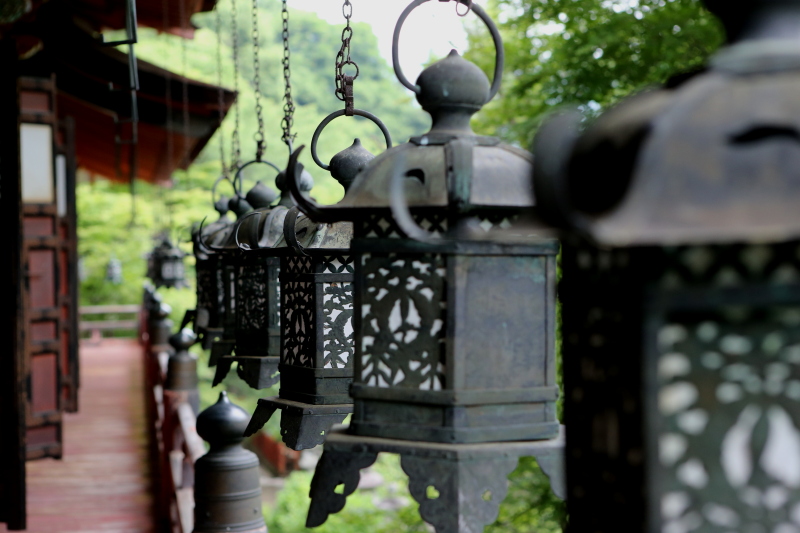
[283, 206, 311, 256]
[310, 109, 392, 171]
[194, 217, 217, 255]
[232, 159, 281, 199]
[284, 145, 356, 223]
[456, 0, 473, 16]
[234, 211, 262, 251]
[392, 0, 504, 101]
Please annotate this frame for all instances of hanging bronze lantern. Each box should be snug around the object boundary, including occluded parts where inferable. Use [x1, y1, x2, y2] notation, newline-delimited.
[198, 180, 273, 366]
[283, 2, 563, 530]
[146, 236, 189, 289]
[193, 177, 235, 350]
[211, 169, 314, 390]
[531, 1, 800, 531]
[244, 128, 390, 451]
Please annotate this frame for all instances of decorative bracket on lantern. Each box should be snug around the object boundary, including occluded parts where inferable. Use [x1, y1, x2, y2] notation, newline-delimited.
[306, 428, 566, 533]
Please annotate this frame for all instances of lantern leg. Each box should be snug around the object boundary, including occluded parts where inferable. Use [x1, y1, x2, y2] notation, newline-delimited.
[401, 454, 519, 533]
[306, 448, 379, 527]
[235, 356, 280, 390]
[208, 339, 234, 367]
[212, 357, 234, 386]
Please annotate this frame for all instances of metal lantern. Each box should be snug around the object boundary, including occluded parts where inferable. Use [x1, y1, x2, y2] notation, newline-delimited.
[146, 236, 189, 289]
[198, 184, 270, 366]
[285, 2, 563, 531]
[105, 255, 123, 284]
[211, 173, 314, 390]
[192, 179, 234, 350]
[244, 137, 384, 451]
[532, 1, 800, 531]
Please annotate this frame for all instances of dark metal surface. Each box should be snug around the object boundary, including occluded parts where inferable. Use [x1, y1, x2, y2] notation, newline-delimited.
[165, 329, 199, 413]
[194, 392, 267, 533]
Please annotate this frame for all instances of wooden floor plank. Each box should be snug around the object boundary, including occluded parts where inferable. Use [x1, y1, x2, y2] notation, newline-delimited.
[1, 339, 156, 533]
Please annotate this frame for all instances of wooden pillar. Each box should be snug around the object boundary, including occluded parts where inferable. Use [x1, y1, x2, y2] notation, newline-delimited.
[0, 37, 27, 531]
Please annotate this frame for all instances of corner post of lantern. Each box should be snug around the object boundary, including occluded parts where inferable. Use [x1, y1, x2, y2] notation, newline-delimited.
[530, 0, 800, 530]
[280, 2, 566, 531]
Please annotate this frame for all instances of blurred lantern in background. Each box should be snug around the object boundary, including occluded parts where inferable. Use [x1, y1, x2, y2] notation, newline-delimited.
[146, 235, 188, 289]
[531, 0, 800, 530]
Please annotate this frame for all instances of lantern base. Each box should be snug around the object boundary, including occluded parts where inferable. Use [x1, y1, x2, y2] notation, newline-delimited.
[244, 397, 352, 451]
[306, 427, 564, 533]
[209, 339, 235, 367]
[201, 327, 224, 352]
[349, 385, 560, 444]
[212, 356, 280, 390]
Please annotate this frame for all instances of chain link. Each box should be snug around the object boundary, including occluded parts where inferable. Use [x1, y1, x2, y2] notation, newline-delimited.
[456, 0, 473, 17]
[280, 0, 296, 149]
[334, 0, 358, 102]
[251, 0, 266, 161]
[215, 4, 228, 177]
[230, 0, 242, 171]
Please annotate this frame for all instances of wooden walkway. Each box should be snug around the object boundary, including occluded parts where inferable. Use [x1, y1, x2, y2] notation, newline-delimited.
[2, 339, 156, 533]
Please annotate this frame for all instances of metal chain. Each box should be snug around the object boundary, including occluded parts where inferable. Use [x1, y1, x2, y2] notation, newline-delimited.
[456, 0, 473, 17]
[230, 0, 242, 171]
[334, 0, 358, 102]
[215, 4, 228, 177]
[280, 0, 295, 149]
[251, 0, 266, 161]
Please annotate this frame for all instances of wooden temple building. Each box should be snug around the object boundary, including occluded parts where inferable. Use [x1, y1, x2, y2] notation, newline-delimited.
[0, 0, 233, 529]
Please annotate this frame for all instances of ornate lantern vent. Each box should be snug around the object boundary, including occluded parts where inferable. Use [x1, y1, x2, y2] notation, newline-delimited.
[283, 1, 564, 531]
[532, 0, 800, 531]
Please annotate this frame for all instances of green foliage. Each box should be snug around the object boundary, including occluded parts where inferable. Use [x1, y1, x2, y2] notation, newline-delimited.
[466, 0, 725, 146]
[266, 455, 429, 533]
[128, 2, 429, 204]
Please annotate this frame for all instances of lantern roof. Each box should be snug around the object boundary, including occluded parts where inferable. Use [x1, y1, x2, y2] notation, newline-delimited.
[534, 0, 800, 246]
[288, 50, 536, 222]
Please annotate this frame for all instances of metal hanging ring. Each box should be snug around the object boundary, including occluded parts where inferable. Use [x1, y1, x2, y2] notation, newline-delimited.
[392, 0, 504, 100]
[233, 158, 281, 197]
[310, 108, 393, 171]
[211, 175, 235, 207]
[456, 0, 472, 16]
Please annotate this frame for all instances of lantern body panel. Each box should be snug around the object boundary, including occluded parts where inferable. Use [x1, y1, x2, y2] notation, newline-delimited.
[562, 241, 800, 533]
[235, 255, 280, 358]
[350, 229, 560, 444]
[280, 253, 355, 405]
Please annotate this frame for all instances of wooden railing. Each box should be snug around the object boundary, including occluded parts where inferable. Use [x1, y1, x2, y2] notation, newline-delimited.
[141, 294, 200, 533]
[79, 304, 140, 341]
